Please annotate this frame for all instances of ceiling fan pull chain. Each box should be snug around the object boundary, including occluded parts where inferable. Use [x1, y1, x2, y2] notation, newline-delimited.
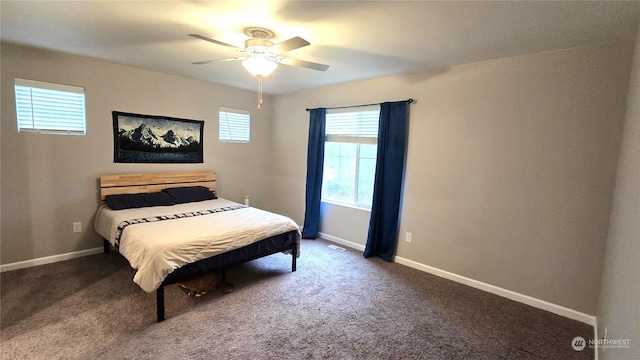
[257, 75, 263, 110]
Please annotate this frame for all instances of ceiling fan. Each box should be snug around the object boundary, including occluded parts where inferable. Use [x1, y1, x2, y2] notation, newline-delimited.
[189, 27, 329, 75]
[189, 27, 329, 109]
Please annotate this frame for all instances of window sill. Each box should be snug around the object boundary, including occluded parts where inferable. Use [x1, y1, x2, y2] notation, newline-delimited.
[321, 200, 371, 213]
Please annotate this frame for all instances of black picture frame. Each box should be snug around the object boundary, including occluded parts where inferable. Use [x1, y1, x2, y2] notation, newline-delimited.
[112, 111, 204, 163]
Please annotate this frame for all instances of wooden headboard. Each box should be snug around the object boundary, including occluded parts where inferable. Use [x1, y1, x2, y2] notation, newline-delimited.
[100, 171, 216, 200]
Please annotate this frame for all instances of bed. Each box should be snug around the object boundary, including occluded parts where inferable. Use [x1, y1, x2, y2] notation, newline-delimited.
[94, 171, 300, 322]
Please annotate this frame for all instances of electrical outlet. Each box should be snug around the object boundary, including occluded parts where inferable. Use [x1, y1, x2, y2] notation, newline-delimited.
[73, 222, 82, 233]
[405, 232, 412, 243]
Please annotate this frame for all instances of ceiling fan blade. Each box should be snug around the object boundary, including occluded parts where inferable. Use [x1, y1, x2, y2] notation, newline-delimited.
[188, 34, 242, 50]
[192, 56, 246, 65]
[268, 36, 310, 54]
[279, 57, 329, 71]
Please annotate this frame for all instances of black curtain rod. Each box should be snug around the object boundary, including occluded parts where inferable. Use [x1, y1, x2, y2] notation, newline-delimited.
[306, 98, 414, 111]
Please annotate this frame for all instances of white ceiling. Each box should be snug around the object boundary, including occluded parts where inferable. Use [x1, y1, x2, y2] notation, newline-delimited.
[1, 1, 638, 95]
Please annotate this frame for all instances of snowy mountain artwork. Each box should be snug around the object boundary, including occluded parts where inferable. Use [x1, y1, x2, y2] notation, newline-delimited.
[112, 111, 204, 163]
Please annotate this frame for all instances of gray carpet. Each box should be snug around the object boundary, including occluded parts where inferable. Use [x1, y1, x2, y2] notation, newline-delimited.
[1, 238, 593, 359]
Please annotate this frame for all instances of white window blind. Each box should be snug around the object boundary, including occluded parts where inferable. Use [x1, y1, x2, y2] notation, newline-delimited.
[325, 105, 379, 144]
[219, 107, 250, 143]
[14, 78, 86, 135]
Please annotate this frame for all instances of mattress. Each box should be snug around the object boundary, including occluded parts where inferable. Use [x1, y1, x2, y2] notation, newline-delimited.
[95, 198, 301, 292]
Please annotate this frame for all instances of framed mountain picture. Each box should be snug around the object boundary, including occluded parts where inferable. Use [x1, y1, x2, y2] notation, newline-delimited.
[112, 111, 204, 163]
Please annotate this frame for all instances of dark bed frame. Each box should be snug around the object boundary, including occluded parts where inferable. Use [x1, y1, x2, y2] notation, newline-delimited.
[99, 171, 299, 322]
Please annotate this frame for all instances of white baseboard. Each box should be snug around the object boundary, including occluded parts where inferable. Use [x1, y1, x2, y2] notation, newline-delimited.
[0, 247, 104, 273]
[394, 256, 597, 326]
[318, 232, 365, 252]
[318, 232, 596, 326]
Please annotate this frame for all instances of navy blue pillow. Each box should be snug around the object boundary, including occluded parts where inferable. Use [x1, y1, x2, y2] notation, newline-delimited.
[162, 186, 217, 204]
[105, 192, 175, 210]
[145, 192, 176, 206]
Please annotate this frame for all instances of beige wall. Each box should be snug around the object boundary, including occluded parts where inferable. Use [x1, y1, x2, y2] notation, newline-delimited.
[597, 27, 640, 359]
[1, 43, 272, 264]
[270, 41, 633, 315]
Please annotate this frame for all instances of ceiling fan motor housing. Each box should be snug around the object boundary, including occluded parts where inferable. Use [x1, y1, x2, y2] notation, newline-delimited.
[245, 38, 274, 53]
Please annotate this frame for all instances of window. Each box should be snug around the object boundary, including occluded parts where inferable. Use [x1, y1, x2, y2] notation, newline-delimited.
[322, 105, 380, 209]
[219, 107, 250, 142]
[14, 78, 86, 135]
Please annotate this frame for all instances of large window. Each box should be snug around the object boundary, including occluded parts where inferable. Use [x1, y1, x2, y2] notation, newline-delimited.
[14, 78, 86, 135]
[322, 105, 379, 209]
[219, 107, 250, 143]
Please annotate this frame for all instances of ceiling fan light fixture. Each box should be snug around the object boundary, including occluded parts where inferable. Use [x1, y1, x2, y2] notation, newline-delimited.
[242, 55, 277, 77]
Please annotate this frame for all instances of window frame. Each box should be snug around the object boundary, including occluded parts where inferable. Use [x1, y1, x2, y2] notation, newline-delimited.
[218, 106, 250, 143]
[321, 105, 380, 210]
[14, 78, 86, 136]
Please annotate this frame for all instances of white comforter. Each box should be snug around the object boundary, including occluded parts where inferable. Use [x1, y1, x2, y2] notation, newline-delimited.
[94, 198, 301, 292]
